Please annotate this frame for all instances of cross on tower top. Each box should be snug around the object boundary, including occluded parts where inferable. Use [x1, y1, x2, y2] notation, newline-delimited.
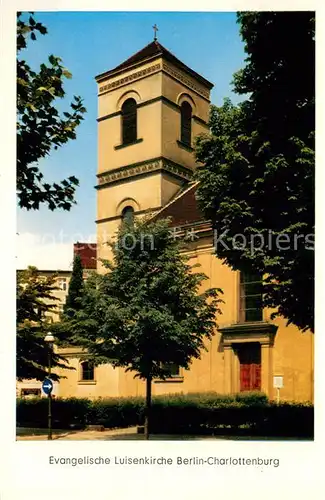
[153, 24, 158, 41]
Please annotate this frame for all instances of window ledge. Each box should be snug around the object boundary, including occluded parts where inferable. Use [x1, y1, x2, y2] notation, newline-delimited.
[177, 140, 193, 152]
[154, 377, 184, 384]
[78, 381, 97, 385]
[114, 138, 143, 150]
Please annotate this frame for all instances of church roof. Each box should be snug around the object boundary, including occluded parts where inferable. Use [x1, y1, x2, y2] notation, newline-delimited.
[152, 182, 206, 228]
[96, 40, 213, 89]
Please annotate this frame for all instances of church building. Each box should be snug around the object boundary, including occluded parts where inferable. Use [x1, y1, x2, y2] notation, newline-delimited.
[55, 37, 314, 402]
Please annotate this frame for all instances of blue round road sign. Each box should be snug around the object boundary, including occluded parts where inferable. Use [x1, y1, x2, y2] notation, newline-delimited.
[42, 378, 53, 395]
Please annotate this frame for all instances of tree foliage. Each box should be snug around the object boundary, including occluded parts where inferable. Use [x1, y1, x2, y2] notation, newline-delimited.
[62, 218, 223, 437]
[17, 12, 86, 210]
[195, 12, 315, 332]
[63, 253, 84, 316]
[17, 267, 70, 380]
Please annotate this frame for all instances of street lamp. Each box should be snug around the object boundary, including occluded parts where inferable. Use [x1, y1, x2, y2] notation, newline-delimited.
[44, 332, 55, 440]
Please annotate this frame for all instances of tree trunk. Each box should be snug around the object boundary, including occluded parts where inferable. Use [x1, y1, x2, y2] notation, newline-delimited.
[144, 376, 152, 440]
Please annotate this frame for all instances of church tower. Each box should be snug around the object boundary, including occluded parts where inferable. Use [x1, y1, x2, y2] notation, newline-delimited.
[95, 36, 213, 264]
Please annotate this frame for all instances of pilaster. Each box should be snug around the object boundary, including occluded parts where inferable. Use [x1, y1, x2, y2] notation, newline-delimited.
[261, 342, 273, 399]
[224, 345, 233, 394]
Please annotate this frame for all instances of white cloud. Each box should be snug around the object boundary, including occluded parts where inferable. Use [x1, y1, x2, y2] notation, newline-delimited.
[16, 232, 74, 270]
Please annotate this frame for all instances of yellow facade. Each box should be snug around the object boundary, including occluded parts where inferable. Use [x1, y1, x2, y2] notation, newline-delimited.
[82, 232, 313, 403]
[50, 232, 313, 402]
[18, 40, 314, 403]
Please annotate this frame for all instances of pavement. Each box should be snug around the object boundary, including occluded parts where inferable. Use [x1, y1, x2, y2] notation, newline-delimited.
[16, 427, 311, 441]
[16, 427, 236, 441]
[16, 427, 139, 441]
[16, 427, 227, 441]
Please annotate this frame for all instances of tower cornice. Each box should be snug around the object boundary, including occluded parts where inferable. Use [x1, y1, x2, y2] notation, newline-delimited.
[96, 157, 194, 189]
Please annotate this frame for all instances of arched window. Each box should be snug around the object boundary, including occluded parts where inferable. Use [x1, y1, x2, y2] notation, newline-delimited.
[180, 101, 192, 146]
[80, 361, 94, 381]
[121, 98, 137, 145]
[121, 205, 135, 225]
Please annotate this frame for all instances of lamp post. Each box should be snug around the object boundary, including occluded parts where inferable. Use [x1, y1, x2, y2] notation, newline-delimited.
[44, 332, 55, 440]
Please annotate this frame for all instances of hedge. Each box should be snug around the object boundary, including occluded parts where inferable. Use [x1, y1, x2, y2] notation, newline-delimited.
[16, 391, 313, 438]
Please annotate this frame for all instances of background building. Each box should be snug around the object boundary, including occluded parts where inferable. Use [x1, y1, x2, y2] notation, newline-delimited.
[16, 243, 96, 398]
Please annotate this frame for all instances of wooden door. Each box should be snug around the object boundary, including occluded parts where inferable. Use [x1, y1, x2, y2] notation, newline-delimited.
[238, 343, 261, 391]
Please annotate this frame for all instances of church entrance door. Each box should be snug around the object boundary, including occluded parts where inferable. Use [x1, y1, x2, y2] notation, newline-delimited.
[237, 342, 261, 391]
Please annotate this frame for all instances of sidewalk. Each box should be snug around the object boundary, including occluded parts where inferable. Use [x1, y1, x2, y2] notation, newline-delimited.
[16, 427, 311, 441]
[16, 427, 223, 440]
[16, 426, 139, 441]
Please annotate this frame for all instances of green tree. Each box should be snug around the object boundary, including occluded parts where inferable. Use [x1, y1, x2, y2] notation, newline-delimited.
[17, 12, 86, 210]
[63, 253, 84, 316]
[17, 267, 70, 380]
[195, 12, 314, 332]
[65, 218, 223, 439]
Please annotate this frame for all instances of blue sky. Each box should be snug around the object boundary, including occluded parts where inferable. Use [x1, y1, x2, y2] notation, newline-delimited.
[17, 11, 246, 269]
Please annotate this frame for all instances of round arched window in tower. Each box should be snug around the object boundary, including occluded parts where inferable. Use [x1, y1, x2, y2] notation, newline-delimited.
[180, 101, 192, 146]
[121, 98, 137, 145]
[121, 205, 135, 225]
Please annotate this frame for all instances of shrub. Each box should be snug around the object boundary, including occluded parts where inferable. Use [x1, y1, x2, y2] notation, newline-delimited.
[255, 402, 314, 437]
[16, 392, 313, 438]
[234, 391, 268, 406]
[16, 397, 90, 429]
[86, 397, 145, 428]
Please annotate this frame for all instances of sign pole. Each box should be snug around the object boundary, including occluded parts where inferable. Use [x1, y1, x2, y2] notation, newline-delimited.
[48, 348, 52, 440]
[277, 387, 280, 405]
[44, 332, 55, 440]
